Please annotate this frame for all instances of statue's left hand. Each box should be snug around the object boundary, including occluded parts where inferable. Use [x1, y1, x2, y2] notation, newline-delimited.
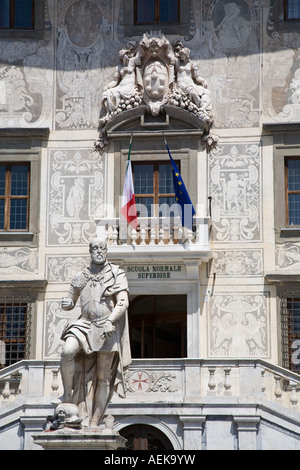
[102, 320, 115, 339]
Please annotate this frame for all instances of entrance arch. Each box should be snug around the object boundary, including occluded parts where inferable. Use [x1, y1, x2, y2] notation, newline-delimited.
[114, 416, 182, 450]
[119, 424, 174, 450]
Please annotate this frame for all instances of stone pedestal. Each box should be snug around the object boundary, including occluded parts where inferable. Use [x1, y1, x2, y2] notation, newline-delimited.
[33, 427, 127, 451]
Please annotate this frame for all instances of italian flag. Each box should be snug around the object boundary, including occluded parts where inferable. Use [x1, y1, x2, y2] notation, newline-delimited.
[121, 136, 139, 230]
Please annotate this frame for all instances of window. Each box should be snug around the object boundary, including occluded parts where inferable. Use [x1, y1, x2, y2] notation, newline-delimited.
[133, 161, 179, 217]
[0, 0, 34, 29]
[134, 0, 179, 24]
[0, 298, 31, 368]
[281, 298, 300, 373]
[285, 158, 300, 226]
[0, 163, 30, 231]
[129, 295, 187, 359]
[285, 0, 300, 20]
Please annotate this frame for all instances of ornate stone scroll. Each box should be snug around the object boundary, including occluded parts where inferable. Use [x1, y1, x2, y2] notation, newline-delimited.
[94, 32, 215, 153]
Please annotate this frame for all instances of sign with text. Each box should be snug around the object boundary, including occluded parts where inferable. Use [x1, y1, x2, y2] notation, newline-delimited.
[125, 264, 185, 280]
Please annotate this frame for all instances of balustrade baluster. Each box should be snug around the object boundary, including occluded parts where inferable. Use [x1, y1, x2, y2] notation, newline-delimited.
[111, 225, 118, 245]
[2, 377, 11, 400]
[51, 368, 60, 398]
[224, 368, 232, 396]
[289, 380, 298, 407]
[149, 227, 156, 245]
[208, 367, 216, 395]
[274, 374, 282, 401]
[261, 370, 266, 394]
[158, 227, 164, 245]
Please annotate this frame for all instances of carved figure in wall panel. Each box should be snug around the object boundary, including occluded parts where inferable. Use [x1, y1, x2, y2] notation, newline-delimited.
[276, 243, 300, 271]
[211, 249, 263, 277]
[55, 0, 114, 129]
[47, 149, 104, 246]
[209, 293, 269, 358]
[209, 143, 261, 242]
[191, 0, 260, 128]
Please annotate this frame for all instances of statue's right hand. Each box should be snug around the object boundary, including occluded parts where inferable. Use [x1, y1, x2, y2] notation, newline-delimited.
[61, 297, 74, 310]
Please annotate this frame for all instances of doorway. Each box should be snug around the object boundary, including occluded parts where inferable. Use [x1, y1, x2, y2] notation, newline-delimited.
[129, 294, 187, 359]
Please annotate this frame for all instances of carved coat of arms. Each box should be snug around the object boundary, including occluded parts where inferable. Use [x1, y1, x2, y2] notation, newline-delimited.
[96, 32, 215, 152]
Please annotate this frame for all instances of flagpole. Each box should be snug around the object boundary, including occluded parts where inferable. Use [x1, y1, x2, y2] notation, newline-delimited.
[121, 133, 139, 230]
[128, 133, 133, 161]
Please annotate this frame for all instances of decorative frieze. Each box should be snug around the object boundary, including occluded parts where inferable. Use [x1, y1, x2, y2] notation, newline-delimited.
[47, 255, 89, 282]
[125, 370, 178, 394]
[209, 293, 269, 358]
[0, 247, 38, 275]
[209, 143, 261, 242]
[211, 249, 263, 277]
[47, 148, 104, 246]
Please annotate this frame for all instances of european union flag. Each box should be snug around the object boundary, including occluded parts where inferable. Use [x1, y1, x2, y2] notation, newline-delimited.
[165, 142, 196, 230]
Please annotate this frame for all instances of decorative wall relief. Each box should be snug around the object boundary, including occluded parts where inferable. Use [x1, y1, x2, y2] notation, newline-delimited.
[125, 370, 178, 394]
[209, 143, 261, 242]
[47, 148, 104, 246]
[276, 243, 300, 270]
[211, 249, 263, 277]
[55, 0, 114, 129]
[0, 50, 53, 128]
[276, 58, 300, 122]
[194, 0, 261, 128]
[209, 293, 269, 358]
[47, 255, 89, 282]
[45, 300, 81, 357]
[0, 1, 53, 127]
[263, 0, 299, 122]
[0, 247, 38, 275]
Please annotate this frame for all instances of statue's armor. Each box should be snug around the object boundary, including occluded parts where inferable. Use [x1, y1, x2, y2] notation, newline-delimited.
[61, 263, 129, 354]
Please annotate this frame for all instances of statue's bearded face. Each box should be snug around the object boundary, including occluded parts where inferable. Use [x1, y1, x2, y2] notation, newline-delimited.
[90, 242, 107, 265]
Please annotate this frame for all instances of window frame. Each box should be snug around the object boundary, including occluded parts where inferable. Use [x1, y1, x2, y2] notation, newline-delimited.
[0, 0, 35, 30]
[281, 297, 300, 373]
[0, 162, 30, 232]
[0, 297, 31, 369]
[285, 157, 300, 227]
[284, 0, 300, 21]
[0, 0, 44, 39]
[134, 0, 180, 25]
[132, 160, 179, 217]
[123, 0, 190, 37]
[0, 128, 48, 247]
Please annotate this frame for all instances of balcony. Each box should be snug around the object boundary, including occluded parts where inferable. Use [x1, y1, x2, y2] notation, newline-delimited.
[94, 215, 212, 263]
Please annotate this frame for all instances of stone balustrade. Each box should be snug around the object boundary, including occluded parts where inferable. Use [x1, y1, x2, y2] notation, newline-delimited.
[1, 359, 300, 414]
[94, 216, 211, 258]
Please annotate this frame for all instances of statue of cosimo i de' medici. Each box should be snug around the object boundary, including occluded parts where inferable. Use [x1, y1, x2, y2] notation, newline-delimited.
[55, 238, 131, 429]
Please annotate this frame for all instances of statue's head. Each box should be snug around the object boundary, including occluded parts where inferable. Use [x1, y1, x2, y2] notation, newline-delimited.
[89, 238, 108, 265]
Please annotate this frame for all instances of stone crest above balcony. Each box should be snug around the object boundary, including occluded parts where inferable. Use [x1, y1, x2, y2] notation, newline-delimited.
[94, 32, 217, 153]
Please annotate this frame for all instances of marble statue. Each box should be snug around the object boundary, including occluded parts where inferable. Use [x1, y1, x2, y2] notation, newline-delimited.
[57, 238, 131, 428]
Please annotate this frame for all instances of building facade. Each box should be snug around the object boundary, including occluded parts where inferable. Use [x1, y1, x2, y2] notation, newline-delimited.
[1, 0, 300, 450]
